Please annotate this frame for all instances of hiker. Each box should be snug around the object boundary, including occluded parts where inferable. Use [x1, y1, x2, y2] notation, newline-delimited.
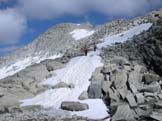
[83, 45, 88, 56]
[94, 43, 97, 51]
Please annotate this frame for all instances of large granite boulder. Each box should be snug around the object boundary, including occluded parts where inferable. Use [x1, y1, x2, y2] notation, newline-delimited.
[142, 73, 161, 84]
[61, 102, 89, 111]
[88, 83, 102, 99]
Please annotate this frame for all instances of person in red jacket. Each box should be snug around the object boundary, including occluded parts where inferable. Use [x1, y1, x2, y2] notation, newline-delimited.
[83, 45, 88, 56]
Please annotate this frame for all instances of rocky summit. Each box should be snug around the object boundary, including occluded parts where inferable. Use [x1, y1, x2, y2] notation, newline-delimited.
[1, 9, 162, 121]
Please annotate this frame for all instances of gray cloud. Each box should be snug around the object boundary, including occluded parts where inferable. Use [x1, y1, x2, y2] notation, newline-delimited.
[0, 8, 27, 45]
[0, 0, 162, 46]
[17, 0, 162, 20]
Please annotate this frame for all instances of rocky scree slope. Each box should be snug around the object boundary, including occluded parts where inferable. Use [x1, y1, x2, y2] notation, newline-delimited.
[0, 9, 162, 121]
[100, 9, 162, 121]
[103, 10, 162, 77]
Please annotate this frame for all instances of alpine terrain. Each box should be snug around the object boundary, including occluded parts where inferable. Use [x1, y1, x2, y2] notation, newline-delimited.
[1, 9, 162, 121]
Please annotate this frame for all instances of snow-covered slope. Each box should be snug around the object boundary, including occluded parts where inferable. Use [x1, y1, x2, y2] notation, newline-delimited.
[20, 23, 152, 120]
[97, 23, 152, 48]
[0, 54, 62, 80]
[70, 29, 95, 40]
[21, 51, 108, 119]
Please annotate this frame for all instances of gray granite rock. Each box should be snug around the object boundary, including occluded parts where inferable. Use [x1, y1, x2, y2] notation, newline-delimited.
[61, 102, 89, 111]
[78, 91, 88, 100]
[126, 91, 137, 108]
[112, 104, 136, 121]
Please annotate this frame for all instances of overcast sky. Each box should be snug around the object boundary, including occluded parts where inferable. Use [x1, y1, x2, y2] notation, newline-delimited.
[0, 0, 162, 56]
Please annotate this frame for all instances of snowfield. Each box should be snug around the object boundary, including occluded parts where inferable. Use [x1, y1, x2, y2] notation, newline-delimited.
[70, 29, 95, 40]
[21, 51, 108, 119]
[0, 54, 62, 80]
[19, 23, 152, 120]
[97, 23, 152, 48]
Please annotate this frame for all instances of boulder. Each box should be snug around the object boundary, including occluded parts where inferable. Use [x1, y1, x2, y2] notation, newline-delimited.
[110, 57, 130, 67]
[150, 112, 162, 121]
[0, 87, 5, 98]
[154, 102, 162, 109]
[135, 107, 151, 118]
[112, 104, 136, 121]
[68, 83, 75, 89]
[128, 65, 144, 90]
[102, 81, 111, 93]
[110, 102, 127, 115]
[61, 102, 89, 111]
[126, 91, 137, 108]
[145, 97, 157, 103]
[143, 73, 161, 84]
[0, 106, 9, 114]
[117, 88, 128, 99]
[52, 82, 69, 89]
[90, 67, 105, 83]
[139, 82, 161, 93]
[158, 93, 162, 100]
[107, 88, 120, 102]
[46, 65, 54, 72]
[41, 59, 65, 71]
[78, 91, 88, 100]
[88, 83, 102, 98]
[111, 70, 127, 89]
[135, 93, 145, 104]
[101, 64, 117, 75]
[128, 82, 138, 94]
[18, 64, 49, 82]
[139, 104, 153, 111]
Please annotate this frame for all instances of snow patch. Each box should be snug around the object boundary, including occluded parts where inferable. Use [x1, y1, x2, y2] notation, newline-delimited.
[20, 51, 108, 119]
[0, 54, 62, 80]
[97, 23, 152, 48]
[72, 99, 108, 119]
[70, 29, 95, 40]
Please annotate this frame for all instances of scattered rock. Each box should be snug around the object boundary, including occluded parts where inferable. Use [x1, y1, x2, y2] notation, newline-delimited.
[143, 73, 161, 84]
[78, 91, 88, 100]
[52, 82, 69, 89]
[126, 91, 137, 108]
[139, 82, 161, 93]
[110, 102, 127, 115]
[117, 88, 128, 99]
[90, 67, 105, 83]
[158, 93, 162, 100]
[46, 65, 54, 72]
[128, 82, 138, 94]
[68, 83, 75, 89]
[153, 102, 162, 109]
[88, 83, 102, 99]
[0, 106, 9, 114]
[135, 93, 145, 104]
[135, 107, 151, 119]
[102, 81, 111, 93]
[150, 112, 162, 121]
[112, 104, 136, 121]
[111, 70, 127, 89]
[61, 102, 89, 111]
